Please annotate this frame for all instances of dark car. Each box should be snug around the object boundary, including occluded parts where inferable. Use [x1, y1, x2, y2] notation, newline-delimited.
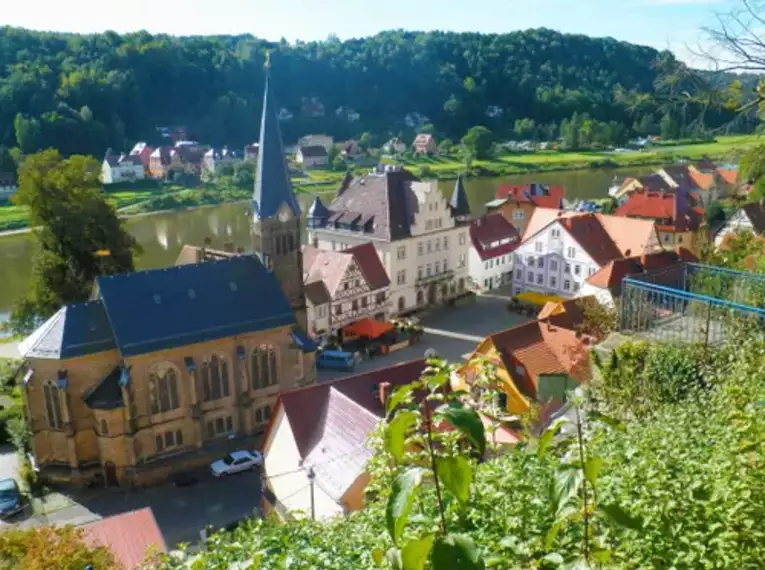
[0, 478, 25, 519]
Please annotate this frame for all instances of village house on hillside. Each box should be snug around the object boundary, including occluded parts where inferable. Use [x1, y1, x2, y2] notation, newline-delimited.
[486, 183, 566, 234]
[467, 209, 521, 292]
[298, 134, 333, 152]
[129, 142, 153, 174]
[302, 241, 391, 336]
[296, 145, 329, 168]
[511, 209, 661, 298]
[202, 147, 238, 174]
[148, 146, 172, 178]
[613, 189, 707, 254]
[412, 133, 437, 156]
[101, 151, 145, 184]
[306, 168, 472, 315]
[713, 200, 765, 247]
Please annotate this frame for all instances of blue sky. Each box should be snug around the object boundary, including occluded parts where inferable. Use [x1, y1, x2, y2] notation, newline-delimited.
[4, 0, 736, 64]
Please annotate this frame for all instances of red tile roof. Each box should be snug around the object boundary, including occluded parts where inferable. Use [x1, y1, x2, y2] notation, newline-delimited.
[560, 215, 624, 265]
[495, 183, 565, 208]
[613, 190, 703, 232]
[469, 214, 521, 260]
[82, 508, 166, 569]
[586, 247, 698, 296]
[346, 242, 391, 289]
[717, 168, 738, 185]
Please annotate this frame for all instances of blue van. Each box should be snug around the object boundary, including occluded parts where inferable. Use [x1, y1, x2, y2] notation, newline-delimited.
[316, 349, 357, 371]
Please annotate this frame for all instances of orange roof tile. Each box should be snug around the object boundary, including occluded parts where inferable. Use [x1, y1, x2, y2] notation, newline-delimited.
[689, 169, 715, 190]
[586, 248, 698, 296]
[613, 190, 703, 232]
[717, 168, 738, 185]
[82, 508, 166, 569]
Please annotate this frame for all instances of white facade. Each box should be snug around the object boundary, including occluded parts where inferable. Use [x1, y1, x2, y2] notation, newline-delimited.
[101, 158, 145, 184]
[714, 208, 757, 247]
[578, 282, 616, 309]
[512, 220, 601, 298]
[309, 182, 470, 315]
[296, 148, 329, 168]
[307, 300, 330, 336]
[468, 248, 515, 292]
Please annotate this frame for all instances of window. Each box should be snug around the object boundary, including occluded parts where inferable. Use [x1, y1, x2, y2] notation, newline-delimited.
[550, 260, 558, 271]
[527, 256, 534, 265]
[43, 382, 63, 429]
[344, 282, 349, 290]
[489, 259, 494, 269]
[574, 264, 581, 276]
[459, 233, 466, 245]
[426, 264, 432, 277]
[677, 234, 684, 244]
[397, 270, 406, 285]
[536, 273, 543, 284]
[206, 416, 234, 439]
[396, 246, 406, 261]
[535, 242, 543, 253]
[512, 210, 525, 220]
[458, 254, 466, 268]
[484, 278, 490, 289]
[352, 299, 359, 311]
[361, 297, 368, 308]
[376, 292, 386, 304]
[443, 236, 449, 249]
[564, 280, 571, 291]
[435, 238, 441, 251]
[573, 282, 580, 292]
[567, 247, 576, 258]
[155, 429, 183, 452]
[252, 345, 278, 390]
[527, 272, 534, 282]
[149, 364, 180, 414]
[255, 405, 272, 425]
[663, 233, 671, 243]
[398, 296, 406, 311]
[418, 266, 423, 279]
[537, 258, 544, 268]
[427, 240, 433, 253]
[588, 267, 596, 276]
[426, 220, 433, 231]
[552, 228, 561, 238]
[335, 305, 342, 316]
[565, 263, 571, 274]
[435, 261, 441, 273]
[550, 276, 557, 288]
[516, 269, 522, 279]
[443, 258, 448, 271]
[100, 419, 108, 435]
[201, 355, 230, 402]
[418, 242, 424, 256]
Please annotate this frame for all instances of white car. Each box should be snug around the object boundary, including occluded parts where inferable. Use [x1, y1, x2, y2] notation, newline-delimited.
[210, 450, 263, 477]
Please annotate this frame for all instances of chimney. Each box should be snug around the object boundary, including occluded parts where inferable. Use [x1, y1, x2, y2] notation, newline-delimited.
[223, 241, 234, 253]
[378, 382, 392, 408]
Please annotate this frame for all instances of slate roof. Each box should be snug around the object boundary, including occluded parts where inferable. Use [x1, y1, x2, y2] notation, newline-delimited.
[325, 169, 421, 241]
[19, 301, 116, 360]
[741, 201, 765, 233]
[299, 145, 329, 158]
[307, 194, 331, 223]
[83, 508, 167, 570]
[253, 72, 301, 220]
[83, 366, 124, 409]
[469, 214, 520, 260]
[96, 255, 294, 357]
[304, 280, 331, 305]
[450, 175, 471, 220]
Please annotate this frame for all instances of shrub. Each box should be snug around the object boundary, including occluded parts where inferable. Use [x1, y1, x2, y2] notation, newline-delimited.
[18, 456, 39, 493]
[0, 403, 23, 445]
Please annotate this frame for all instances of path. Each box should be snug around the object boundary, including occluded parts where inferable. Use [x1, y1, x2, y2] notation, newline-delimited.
[0, 341, 20, 360]
[422, 327, 483, 343]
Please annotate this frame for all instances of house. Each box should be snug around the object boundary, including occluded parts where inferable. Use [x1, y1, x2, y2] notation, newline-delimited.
[18, 69, 316, 489]
[82, 508, 166, 569]
[512, 209, 662, 298]
[614, 163, 736, 205]
[262, 360, 427, 520]
[580, 248, 698, 308]
[468, 210, 521, 292]
[244, 143, 260, 162]
[296, 145, 329, 168]
[454, 319, 592, 417]
[613, 190, 707, 253]
[413, 134, 437, 156]
[382, 138, 407, 155]
[101, 152, 145, 184]
[298, 134, 333, 152]
[174, 243, 242, 265]
[713, 200, 765, 247]
[302, 241, 391, 336]
[129, 142, 153, 173]
[0, 172, 17, 199]
[148, 146, 172, 178]
[306, 168, 472, 315]
[341, 140, 365, 159]
[486, 183, 566, 235]
[202, 147, 238, 174]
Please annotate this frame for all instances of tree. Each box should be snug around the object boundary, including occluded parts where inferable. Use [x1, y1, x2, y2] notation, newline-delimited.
[633, 113, 656, 136]
[513, 118, 536, 140]
[0, 525, 121, 570]
[561, 112, 583, 150]
[7, 150, 140, 334]
[438, 138, 455, 155]
[14, 113, 40, 154]
[419, 123, 437, 135]
[660, 112, 681, 140]
[461, 126, 494, 159]
[0, 146, 16, 177]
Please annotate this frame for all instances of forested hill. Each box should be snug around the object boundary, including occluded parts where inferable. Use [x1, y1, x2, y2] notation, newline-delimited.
[0, 26, 742, 156]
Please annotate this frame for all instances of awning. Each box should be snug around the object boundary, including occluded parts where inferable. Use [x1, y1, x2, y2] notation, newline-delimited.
[514, 291, 566, 307]
[292, 327, 319, 353]
[343, 318, 395, 339]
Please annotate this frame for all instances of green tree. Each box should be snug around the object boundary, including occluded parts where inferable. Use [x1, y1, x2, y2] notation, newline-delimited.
[14, 113, 40, 154]
[513, 118, 536, 140]
[0, 146, 16, 177]
[7, 150, 140, 334]
[633, 113, 656, 137]
[561, 112, 583, 150]
[660, 112, 680, 140]
[461, 126, 494, 159]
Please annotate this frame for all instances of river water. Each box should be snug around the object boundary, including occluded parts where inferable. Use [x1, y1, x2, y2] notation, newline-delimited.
[0, 166, 656, 322]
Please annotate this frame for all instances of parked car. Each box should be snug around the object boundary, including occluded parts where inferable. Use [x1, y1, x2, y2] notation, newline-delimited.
[210, 450, 263, 478]
[0, 478, 26, 519]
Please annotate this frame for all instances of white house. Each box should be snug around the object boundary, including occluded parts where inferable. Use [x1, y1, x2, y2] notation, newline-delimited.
[468, 213, 520, 292]
[382, 138, 407, 155]
[202, 147, 237, 174]
[306, 168, 472, 315]
[713, 201, 765, 247]
[101, 153, 145, 184]
[0, 172, 17, 199]
[302, 241, 391, 337]
[512, 209, 661, 298]
[298, 134, 334, 152]
[296, 145, 329, 168]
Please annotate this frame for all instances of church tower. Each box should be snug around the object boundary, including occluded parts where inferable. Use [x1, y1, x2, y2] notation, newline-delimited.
[251, 59, 307, 330]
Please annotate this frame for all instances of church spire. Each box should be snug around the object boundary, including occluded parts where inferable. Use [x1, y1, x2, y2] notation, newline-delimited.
[252, 55, 301, 220]
[450, 174, 471, 222]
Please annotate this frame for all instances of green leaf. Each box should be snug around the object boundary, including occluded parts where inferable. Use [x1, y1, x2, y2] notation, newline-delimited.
[401, 534, 434, 570]
[385, 410, 418, 464]
[387, 383, 419, 414]
[430, 534, 485, 570]
[387, 547, 403, 570]
[544, 519, 564, 551]
[553, 468, 583, 517]
[587, 410, 625, 432]
[543, 552, 564, 567]
[372, 547, 385, 567]
[435, 402, 487, 457]
[583, 456, 603, 488]
[599, 503, 643, 530]
[537, 418, 569, 458]
[436, 456, 472, 506]
[386, 467, 426, 545]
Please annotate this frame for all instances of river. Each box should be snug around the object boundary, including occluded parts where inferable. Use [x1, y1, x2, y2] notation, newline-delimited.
[0, 166, 656, 323]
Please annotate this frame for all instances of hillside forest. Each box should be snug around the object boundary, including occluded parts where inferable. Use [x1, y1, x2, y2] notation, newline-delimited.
[0, 26, 759, 160]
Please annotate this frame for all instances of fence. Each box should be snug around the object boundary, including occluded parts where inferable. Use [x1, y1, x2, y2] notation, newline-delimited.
[619, 263, 765, 346]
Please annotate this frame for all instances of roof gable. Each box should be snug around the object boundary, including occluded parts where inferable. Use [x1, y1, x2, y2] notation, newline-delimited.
[469, 214, 520, 260]
[346, 242, 390, 290]
[96, 256, 294, 357]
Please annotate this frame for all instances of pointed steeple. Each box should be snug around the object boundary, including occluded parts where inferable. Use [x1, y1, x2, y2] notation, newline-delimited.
[450, 174, 471, 222]
[306, 194, 331, 228]
[252, 58, 301, 220]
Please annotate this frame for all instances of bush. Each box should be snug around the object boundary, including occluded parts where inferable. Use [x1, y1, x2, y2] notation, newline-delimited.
[18, 456, 39, 493]
[0, 404, 23, 445]
[7, 415, 31, 453]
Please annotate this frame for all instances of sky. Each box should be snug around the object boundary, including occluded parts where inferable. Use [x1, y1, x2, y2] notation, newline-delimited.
[2, 0, 741, 65]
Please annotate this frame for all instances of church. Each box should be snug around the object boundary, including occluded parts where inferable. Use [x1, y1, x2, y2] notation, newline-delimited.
[18, 70, 317, 487]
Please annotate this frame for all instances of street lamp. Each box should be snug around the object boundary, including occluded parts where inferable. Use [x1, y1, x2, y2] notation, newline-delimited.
[307, 467, 315, 521]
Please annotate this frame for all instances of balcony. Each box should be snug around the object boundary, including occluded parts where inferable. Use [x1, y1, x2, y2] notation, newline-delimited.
[416, 269, 454, 286]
